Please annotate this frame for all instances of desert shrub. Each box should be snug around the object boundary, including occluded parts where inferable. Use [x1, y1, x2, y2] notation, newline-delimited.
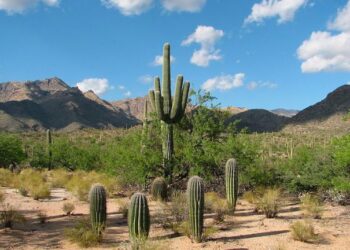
[0, 203, 26, 228]
[300, 193, 323, 219]
[0, 134, 26, 168]
[63, 202, 75, 215]
[205, 192, 228, 222]
[172, 221, 191, 236]
[257, 188, 280, 218]
[64, 219, 102, 248]
[37, 211, 47, 224]
[65, 171, 118, 201]
[243, 187, 266, 212]
[49, 169, 71, 188]
[14, 169, 50, 200]
[0, 168, 14, 187]
[116, 199, 129, 219]
[170, 191, 187, 223]
[0, 191, 4, 203]
[290, 220, 317, 243]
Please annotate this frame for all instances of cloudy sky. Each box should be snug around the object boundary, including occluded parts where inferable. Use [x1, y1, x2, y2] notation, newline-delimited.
[0, 0, 349, 110]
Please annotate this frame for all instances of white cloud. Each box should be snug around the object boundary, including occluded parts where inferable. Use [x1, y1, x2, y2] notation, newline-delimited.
[247, 81, 258, 90]
[0, 0, 59, 14]
[161, 0, 206, 12]
[124, 91, 132, 97]
[328, 1, 350, 32]
[101, 0, 153, 15]
[118, 85, 125, 90]
[77, 78, 110, 95]
[247, 81, 278, 90]
[182, 25, 224, 67]
[202, 73, 245, 91]
[139, 75, 153, 84]
[245, 0, 307, 24]
[297, 1, 350, 73]
[152, 55, 175, 66]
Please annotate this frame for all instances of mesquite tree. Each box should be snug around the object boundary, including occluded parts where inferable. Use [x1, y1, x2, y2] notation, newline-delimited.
[148, 43, 190, 183]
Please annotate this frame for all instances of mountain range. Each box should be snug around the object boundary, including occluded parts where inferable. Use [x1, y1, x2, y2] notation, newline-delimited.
[0, 77, 349, 133]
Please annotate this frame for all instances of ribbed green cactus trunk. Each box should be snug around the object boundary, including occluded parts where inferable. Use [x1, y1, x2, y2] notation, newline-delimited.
[148, 43, 190, 183]
[141, 100, 149, 153]
[46, 129, 52, 170]
[225, 158, 238, 212]
[128, 193, 150, 248]
[187, 176, 204, 243]
[89, 184, 107, 234]
[151, 177, 167, 201]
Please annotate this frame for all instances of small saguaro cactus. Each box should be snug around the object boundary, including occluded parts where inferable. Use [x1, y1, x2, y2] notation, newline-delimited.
[225, 158, 238, 212]
[89, 184, 107, 234]
[128, 192, 150, 247]
[148, 43, 190, 182]
[187, 176, 204, 243]
[151, 177, 167, 201]
[46, 129, 52, 170]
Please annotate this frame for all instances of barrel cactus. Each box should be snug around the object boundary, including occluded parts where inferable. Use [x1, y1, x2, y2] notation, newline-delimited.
[187, 176, 204, 243]
[148, 43, 190, 183]
[89, 184, 107, 233]
[225, 158, 238, 212]
[151, 177, 167, 201]
[128, 192, 150, 246]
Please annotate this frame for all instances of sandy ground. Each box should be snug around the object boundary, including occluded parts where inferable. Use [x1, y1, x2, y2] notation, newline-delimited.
[0, 187, 349, 250]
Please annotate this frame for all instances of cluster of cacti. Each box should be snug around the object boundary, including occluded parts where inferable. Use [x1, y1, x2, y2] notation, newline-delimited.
[151, 177, 167, 201]
[187, 176, 204, 243]
[225, 158, 239, 212]
[128, 192, 150, 247]
[89, 184, 107, 234]
[148, 43, 190, 182]
[46, 129, 52, 170]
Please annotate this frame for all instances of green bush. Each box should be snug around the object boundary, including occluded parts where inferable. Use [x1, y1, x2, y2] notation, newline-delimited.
[64, 219, 102, 248]
[0, 134, 25, 167]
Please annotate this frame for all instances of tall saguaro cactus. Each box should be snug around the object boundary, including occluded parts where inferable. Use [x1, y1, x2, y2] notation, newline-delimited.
[225, 158, 238, 212]
[128, 192, 150, 247]
[46, 129, 52, 170]
[141, 100, 149, 153]
[89, 184, 107, 234]
[148, 43, 190, 182]
[187, 176, 204, 243]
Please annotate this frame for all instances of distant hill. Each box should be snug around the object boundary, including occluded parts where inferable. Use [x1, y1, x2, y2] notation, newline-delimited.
[226, 109, 288, 133]
[111, 96, 147, 121]
[0, 78, 139, 131]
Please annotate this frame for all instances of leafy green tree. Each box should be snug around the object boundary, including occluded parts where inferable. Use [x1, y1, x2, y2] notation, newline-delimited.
[0, 134, 26, 168]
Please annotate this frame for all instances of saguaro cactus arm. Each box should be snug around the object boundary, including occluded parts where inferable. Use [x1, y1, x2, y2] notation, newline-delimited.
[162, 43, 172, 118]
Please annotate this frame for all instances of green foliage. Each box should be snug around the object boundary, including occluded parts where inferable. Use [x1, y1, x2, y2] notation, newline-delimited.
[64, 218, 102, 248]
[128, 192, 150, 247]
[89, 184, 107, 234]
[0, 134, 25, 167]
[187, 176, 204, 243]
[151, 177, 167, 201]
[225, 158, 238, 212]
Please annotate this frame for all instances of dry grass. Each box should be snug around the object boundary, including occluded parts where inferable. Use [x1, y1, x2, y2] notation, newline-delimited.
[205, 192, 228, 223]
[37, 211, 47, 224]
[64, 218, 102, 248]
[116, 199, 129, 219]
[0, 168, 14, 187]
[257, 188, 281, 218]
[49, 169, 72, 188]
[62, 202, 75, 216]
[290, 220, 317, 243]
[14, 169, 50, 200]
[300, 193, 324, 219]
[0, 203, 26, 229]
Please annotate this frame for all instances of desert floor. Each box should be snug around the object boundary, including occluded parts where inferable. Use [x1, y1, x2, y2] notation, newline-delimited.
[0, 187, 349, 250]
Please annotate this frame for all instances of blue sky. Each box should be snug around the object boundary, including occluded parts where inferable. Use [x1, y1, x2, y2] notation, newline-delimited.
[0, 0, 349, 110]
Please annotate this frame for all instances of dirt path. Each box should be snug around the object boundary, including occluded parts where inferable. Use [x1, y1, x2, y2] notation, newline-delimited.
[0, 187, 349, 250]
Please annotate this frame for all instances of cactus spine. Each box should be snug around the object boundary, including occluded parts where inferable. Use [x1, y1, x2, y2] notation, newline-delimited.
[151, 177, 167, 201]
[225, 158, 238, 212]
[149, 43, 190, 183]
[89, 184, 107, 233]
[187, 176, 204, 243]
[46, 129, 52, 170]
[128, 193, 150, 247]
